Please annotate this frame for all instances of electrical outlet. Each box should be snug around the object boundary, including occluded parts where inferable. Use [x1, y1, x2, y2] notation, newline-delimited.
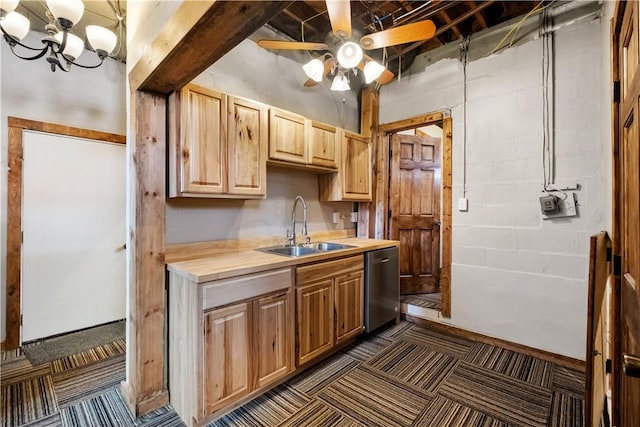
[458, 198, 468, 211]
[350, 212, 358, 222]
[332, 212, 340, 224]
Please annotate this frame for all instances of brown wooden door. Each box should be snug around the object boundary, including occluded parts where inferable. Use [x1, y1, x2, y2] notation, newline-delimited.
[585, 232, 610, 427]
[390, 133, 441, 294]
[614, 2, 640, 426]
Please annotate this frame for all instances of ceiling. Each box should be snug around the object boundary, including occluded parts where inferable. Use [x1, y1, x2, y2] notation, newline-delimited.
[264, 1, 555, 77]
[13, 0, 126, 63]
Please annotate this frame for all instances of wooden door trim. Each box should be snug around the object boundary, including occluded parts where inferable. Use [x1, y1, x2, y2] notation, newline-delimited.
[4, 117, 125, 350]
[611, 2, 624, 425]
[375, 112, 452, 317]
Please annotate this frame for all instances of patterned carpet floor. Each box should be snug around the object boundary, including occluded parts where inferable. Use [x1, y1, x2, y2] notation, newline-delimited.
[1, 321, 586, 427]
[400, 293, 441, 311]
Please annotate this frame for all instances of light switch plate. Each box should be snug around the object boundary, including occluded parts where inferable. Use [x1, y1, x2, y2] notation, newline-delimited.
[350, 212, 358, 222]
[458, 198, 468, 211]
[332, 212, 340, 224]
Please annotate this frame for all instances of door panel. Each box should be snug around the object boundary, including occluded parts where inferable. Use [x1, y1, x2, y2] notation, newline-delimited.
[614, 2, 640, 425]
[21, 131, 125, 341]
[390, 133, 442, 294]
[334, 271, 364, 344]
[254, 292, 291, 389]
[296, 279, 334, 366]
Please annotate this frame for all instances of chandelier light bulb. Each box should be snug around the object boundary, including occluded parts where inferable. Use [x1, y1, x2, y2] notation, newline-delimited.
[336, 41, 363, 69]
[86, 25, 117, 56]
[46, 0, 84, 27]
[55, 32, 84, 60]
[364, 60, 385, 83]
[0, 11, 29, 41]
[0, 0, 19, 17]
[302, 58, 325, 82]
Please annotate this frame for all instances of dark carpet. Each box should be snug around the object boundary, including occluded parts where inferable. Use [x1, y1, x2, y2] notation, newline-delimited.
[2, 321, 586, 427]
[23, 321, 125, 366]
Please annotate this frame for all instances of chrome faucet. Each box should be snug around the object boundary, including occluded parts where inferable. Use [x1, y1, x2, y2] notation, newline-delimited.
[288, 195, 310, 245]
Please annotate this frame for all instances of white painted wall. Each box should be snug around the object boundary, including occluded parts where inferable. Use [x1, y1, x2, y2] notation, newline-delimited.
[0, 31, 126, 342]
[380, 3, 609, 359]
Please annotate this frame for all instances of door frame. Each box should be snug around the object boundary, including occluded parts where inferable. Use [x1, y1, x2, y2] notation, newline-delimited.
[375, 112, 452, 317]
[3, 117, 125, 350]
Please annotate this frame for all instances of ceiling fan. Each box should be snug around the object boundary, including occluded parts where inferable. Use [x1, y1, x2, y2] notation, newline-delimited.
[257, 0, 436, 91]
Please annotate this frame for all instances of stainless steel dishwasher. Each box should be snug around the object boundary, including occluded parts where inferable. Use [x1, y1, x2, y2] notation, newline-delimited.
[364, 247, 399, 333]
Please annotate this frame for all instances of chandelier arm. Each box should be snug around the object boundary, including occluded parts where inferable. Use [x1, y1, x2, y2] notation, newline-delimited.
[6, 39, 50, 61]
[63, 55, 106, 70]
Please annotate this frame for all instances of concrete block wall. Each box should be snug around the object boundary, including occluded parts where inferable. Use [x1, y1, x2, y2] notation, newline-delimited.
[380, 6, 609, 359]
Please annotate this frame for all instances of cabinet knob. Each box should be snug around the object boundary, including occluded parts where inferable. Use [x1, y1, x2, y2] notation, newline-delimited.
[623, 354, 640, 378]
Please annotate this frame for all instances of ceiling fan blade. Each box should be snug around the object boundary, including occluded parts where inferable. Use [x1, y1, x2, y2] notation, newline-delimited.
[257, 40, 329, 51]
[304, 58, 335, 87]
[376, 68, 395, 85]
[360, 20, 436, 50]
[326, 0, 351, 39]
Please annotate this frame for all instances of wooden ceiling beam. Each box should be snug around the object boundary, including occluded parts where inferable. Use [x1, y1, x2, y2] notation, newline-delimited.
[388, 0, 494, 61]
[130, 1, 292, 94]
[439, 8, 463, 39]
[466, 1, 488, 29]
[282, 8, 320, 34]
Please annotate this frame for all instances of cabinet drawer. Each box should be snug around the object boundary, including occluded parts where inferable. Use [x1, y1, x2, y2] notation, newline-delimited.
[296, 255, 363, 285]
[202, 268, 292, 311]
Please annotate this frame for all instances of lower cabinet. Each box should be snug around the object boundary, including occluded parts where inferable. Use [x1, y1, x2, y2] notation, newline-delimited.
[169, 268, 293, 425]
[295, 255, 364, 366]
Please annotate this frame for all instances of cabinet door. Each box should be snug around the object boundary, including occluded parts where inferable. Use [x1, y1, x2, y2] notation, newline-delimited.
[254, 291, 292, 388]
[342, 131, 371, 200]
[307, 120, 338, 169]
[334, 269, 364, 344]
[296, 279, 334, 366]
[228, 96, 267, 196]
[269, 108, 307, 164]
[173, 84, 227, 195]
[203, 302, 250, 414]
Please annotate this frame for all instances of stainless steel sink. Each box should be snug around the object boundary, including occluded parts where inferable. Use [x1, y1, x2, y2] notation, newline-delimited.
[266, 245, 319, 257]
[258, 241, 355, 257]
[305, 242, 354, 251]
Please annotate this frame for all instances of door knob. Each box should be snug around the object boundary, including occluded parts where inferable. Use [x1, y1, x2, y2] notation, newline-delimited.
[433, 220, 441, 226]
[623, 354, 640, 378]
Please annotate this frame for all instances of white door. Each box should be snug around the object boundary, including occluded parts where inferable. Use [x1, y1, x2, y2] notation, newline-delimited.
[21, 130, 126, 342]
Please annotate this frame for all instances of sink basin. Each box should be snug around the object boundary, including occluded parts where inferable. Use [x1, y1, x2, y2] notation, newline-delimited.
[257, 241, 354, 257]
[266, 246, 318, 257]
[305, 242, 355, 251]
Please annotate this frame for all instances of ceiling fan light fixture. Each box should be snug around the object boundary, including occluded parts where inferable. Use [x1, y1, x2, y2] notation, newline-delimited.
[303, 58, 325, 82]
[86, 25, 117, 57]
[336, 41, 362, 69]
[330, 71, 350, 91]
[54, 31, 84, 60]
[364, 60, 385, 84]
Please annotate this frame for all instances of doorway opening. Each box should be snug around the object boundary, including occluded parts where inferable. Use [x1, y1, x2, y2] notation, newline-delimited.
[377, 112, 452, 318]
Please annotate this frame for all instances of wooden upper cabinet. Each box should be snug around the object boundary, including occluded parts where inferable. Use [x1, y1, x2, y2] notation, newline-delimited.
[269, 107, 307, 164]
[169, 84, 267, 198]
[319, 130, 372, 201]
[203, 302, 251, 414]
[307, 120, 339, 170]
[169, 84, 227, 196]
[227, 96, 268, 196]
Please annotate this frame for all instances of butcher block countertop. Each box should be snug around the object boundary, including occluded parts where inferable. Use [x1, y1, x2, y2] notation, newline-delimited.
[166, 238, 399, 283]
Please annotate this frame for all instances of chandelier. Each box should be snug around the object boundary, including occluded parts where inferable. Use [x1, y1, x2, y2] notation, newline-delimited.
[0, 0, 117, 72]
[302, 42, 385, 92]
